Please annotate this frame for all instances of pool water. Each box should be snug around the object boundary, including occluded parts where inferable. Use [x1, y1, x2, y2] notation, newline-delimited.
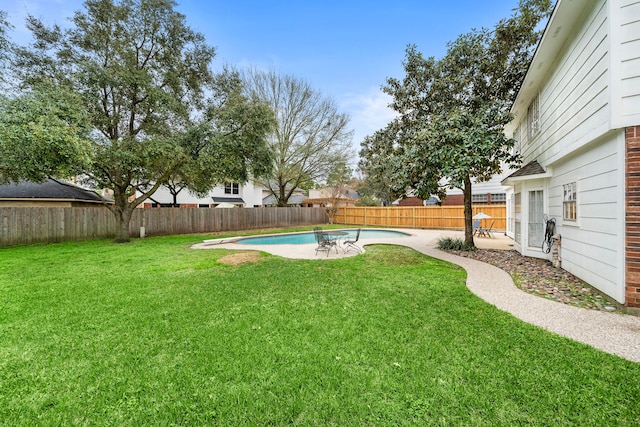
[235, 229, 410, 245]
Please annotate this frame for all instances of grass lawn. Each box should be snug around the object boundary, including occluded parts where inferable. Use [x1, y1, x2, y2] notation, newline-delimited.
[1, 232, 639, 425]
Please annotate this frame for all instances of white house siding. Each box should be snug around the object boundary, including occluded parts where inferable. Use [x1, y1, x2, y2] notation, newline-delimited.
[519, 0, 611, 166]
[612, 0, 640, 125]
[547, 132, 625, 302]
[504, 0, 638, 303]
[146, 182, 264, 207]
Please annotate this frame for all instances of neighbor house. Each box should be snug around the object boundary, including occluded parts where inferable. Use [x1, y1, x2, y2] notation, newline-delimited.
[393, 169, 511, 207]
[139, 181, 264, 208]
[0, 179, 110, 207]
[441, 170, 512, 206]
[502, 0, 640, 306]
[304, 187, 360, 208]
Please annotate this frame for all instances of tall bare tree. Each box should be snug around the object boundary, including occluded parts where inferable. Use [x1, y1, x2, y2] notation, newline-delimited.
[242, 69, 353, 206]
[324, 160, 353, 223]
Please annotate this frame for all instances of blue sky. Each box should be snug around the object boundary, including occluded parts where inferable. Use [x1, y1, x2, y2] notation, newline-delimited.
[5, 0, 521, 153]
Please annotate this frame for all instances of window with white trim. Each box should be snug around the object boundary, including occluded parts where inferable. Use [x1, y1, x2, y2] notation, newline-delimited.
[527, 93, 540, 139]
[225, 183, 239, 195]
[563, 182, 577, 221]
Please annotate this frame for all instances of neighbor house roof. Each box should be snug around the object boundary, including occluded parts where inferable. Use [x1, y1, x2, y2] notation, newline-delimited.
[262, 193, 307, 206]
[0, 179, 109, 204]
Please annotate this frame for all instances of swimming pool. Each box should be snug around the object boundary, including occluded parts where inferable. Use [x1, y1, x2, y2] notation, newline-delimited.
[235, 229, 410, 245]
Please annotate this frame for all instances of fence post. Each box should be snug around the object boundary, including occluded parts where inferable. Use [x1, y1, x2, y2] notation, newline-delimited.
[412, 207, 416, 228]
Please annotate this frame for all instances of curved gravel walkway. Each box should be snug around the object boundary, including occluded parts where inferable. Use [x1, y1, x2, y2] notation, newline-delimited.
[422, 246, 640, 363]
[194, 228, 640, 363]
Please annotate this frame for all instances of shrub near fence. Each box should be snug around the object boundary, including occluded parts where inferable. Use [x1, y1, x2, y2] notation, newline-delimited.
[0, 207, 328, 246]
[334, 206, 506, 231]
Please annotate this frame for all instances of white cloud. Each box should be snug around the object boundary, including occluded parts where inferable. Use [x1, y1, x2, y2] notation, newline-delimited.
[338, 88, 397, 150]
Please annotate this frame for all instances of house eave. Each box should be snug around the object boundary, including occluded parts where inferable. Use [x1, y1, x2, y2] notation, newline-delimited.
[501, 172, 553, 187]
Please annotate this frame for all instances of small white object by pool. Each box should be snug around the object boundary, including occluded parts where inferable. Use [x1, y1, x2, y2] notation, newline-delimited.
[234, 229, 410, 245]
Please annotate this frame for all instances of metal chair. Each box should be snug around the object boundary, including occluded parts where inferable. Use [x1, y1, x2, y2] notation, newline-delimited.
[313, 227, 337, 256]
[342, 228, 362, 253]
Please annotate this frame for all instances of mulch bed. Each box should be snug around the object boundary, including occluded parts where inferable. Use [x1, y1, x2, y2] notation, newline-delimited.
[444, 249, 625, 313]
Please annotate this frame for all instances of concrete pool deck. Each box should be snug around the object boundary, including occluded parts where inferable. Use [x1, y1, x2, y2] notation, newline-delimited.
[192, 228, 640, 362]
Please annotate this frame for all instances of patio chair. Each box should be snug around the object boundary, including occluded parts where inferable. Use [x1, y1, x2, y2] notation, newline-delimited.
[479, 221, 495, 238]
[472, 220, 481, 236]
[313, 227, 337, 256]
[342, 228, 362, 254]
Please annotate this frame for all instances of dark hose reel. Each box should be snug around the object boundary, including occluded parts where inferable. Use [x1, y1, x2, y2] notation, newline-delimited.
[542, 215, 556, 254]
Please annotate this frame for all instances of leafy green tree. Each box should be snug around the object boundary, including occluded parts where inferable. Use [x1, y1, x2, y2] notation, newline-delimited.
[354, 195, 380, 207]
[12, 0, 274, 242]
[0, 84, 93, 184]
[370, 0, 553, 245]
[0, 10, 11, 84]
[241, 69, 353, 206]
[141, 70, 274, 207]
[358, 120, 412, 206]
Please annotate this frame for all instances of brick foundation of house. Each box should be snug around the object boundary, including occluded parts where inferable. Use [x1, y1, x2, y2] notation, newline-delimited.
[625, 125, 640, 307]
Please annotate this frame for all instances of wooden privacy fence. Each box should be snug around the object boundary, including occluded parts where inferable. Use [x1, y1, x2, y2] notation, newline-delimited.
[0, 207, 328, 246]
[334, 205, 506, 231]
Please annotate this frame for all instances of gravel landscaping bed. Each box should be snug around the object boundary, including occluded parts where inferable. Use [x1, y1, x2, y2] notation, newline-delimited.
[445, 249, 626, 313]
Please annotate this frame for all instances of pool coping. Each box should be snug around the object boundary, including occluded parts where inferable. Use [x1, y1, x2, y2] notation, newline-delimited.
[201, 228, 414, 246]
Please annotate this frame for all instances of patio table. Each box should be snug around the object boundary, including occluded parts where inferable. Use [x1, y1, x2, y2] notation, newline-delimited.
[322, 230, 349, 246]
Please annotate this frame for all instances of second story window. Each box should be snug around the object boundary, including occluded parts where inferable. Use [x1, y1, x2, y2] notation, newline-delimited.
[527, 93, 540, 139]
[225, 183, 239, 195]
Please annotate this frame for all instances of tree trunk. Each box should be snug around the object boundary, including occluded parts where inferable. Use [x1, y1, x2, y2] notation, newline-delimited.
[112, 205, 133, 243]
[169, 187, 182, 207]
[277, 184, 287, 207]
[108, 187, 135, 243]
[463, 175, 475, 247]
